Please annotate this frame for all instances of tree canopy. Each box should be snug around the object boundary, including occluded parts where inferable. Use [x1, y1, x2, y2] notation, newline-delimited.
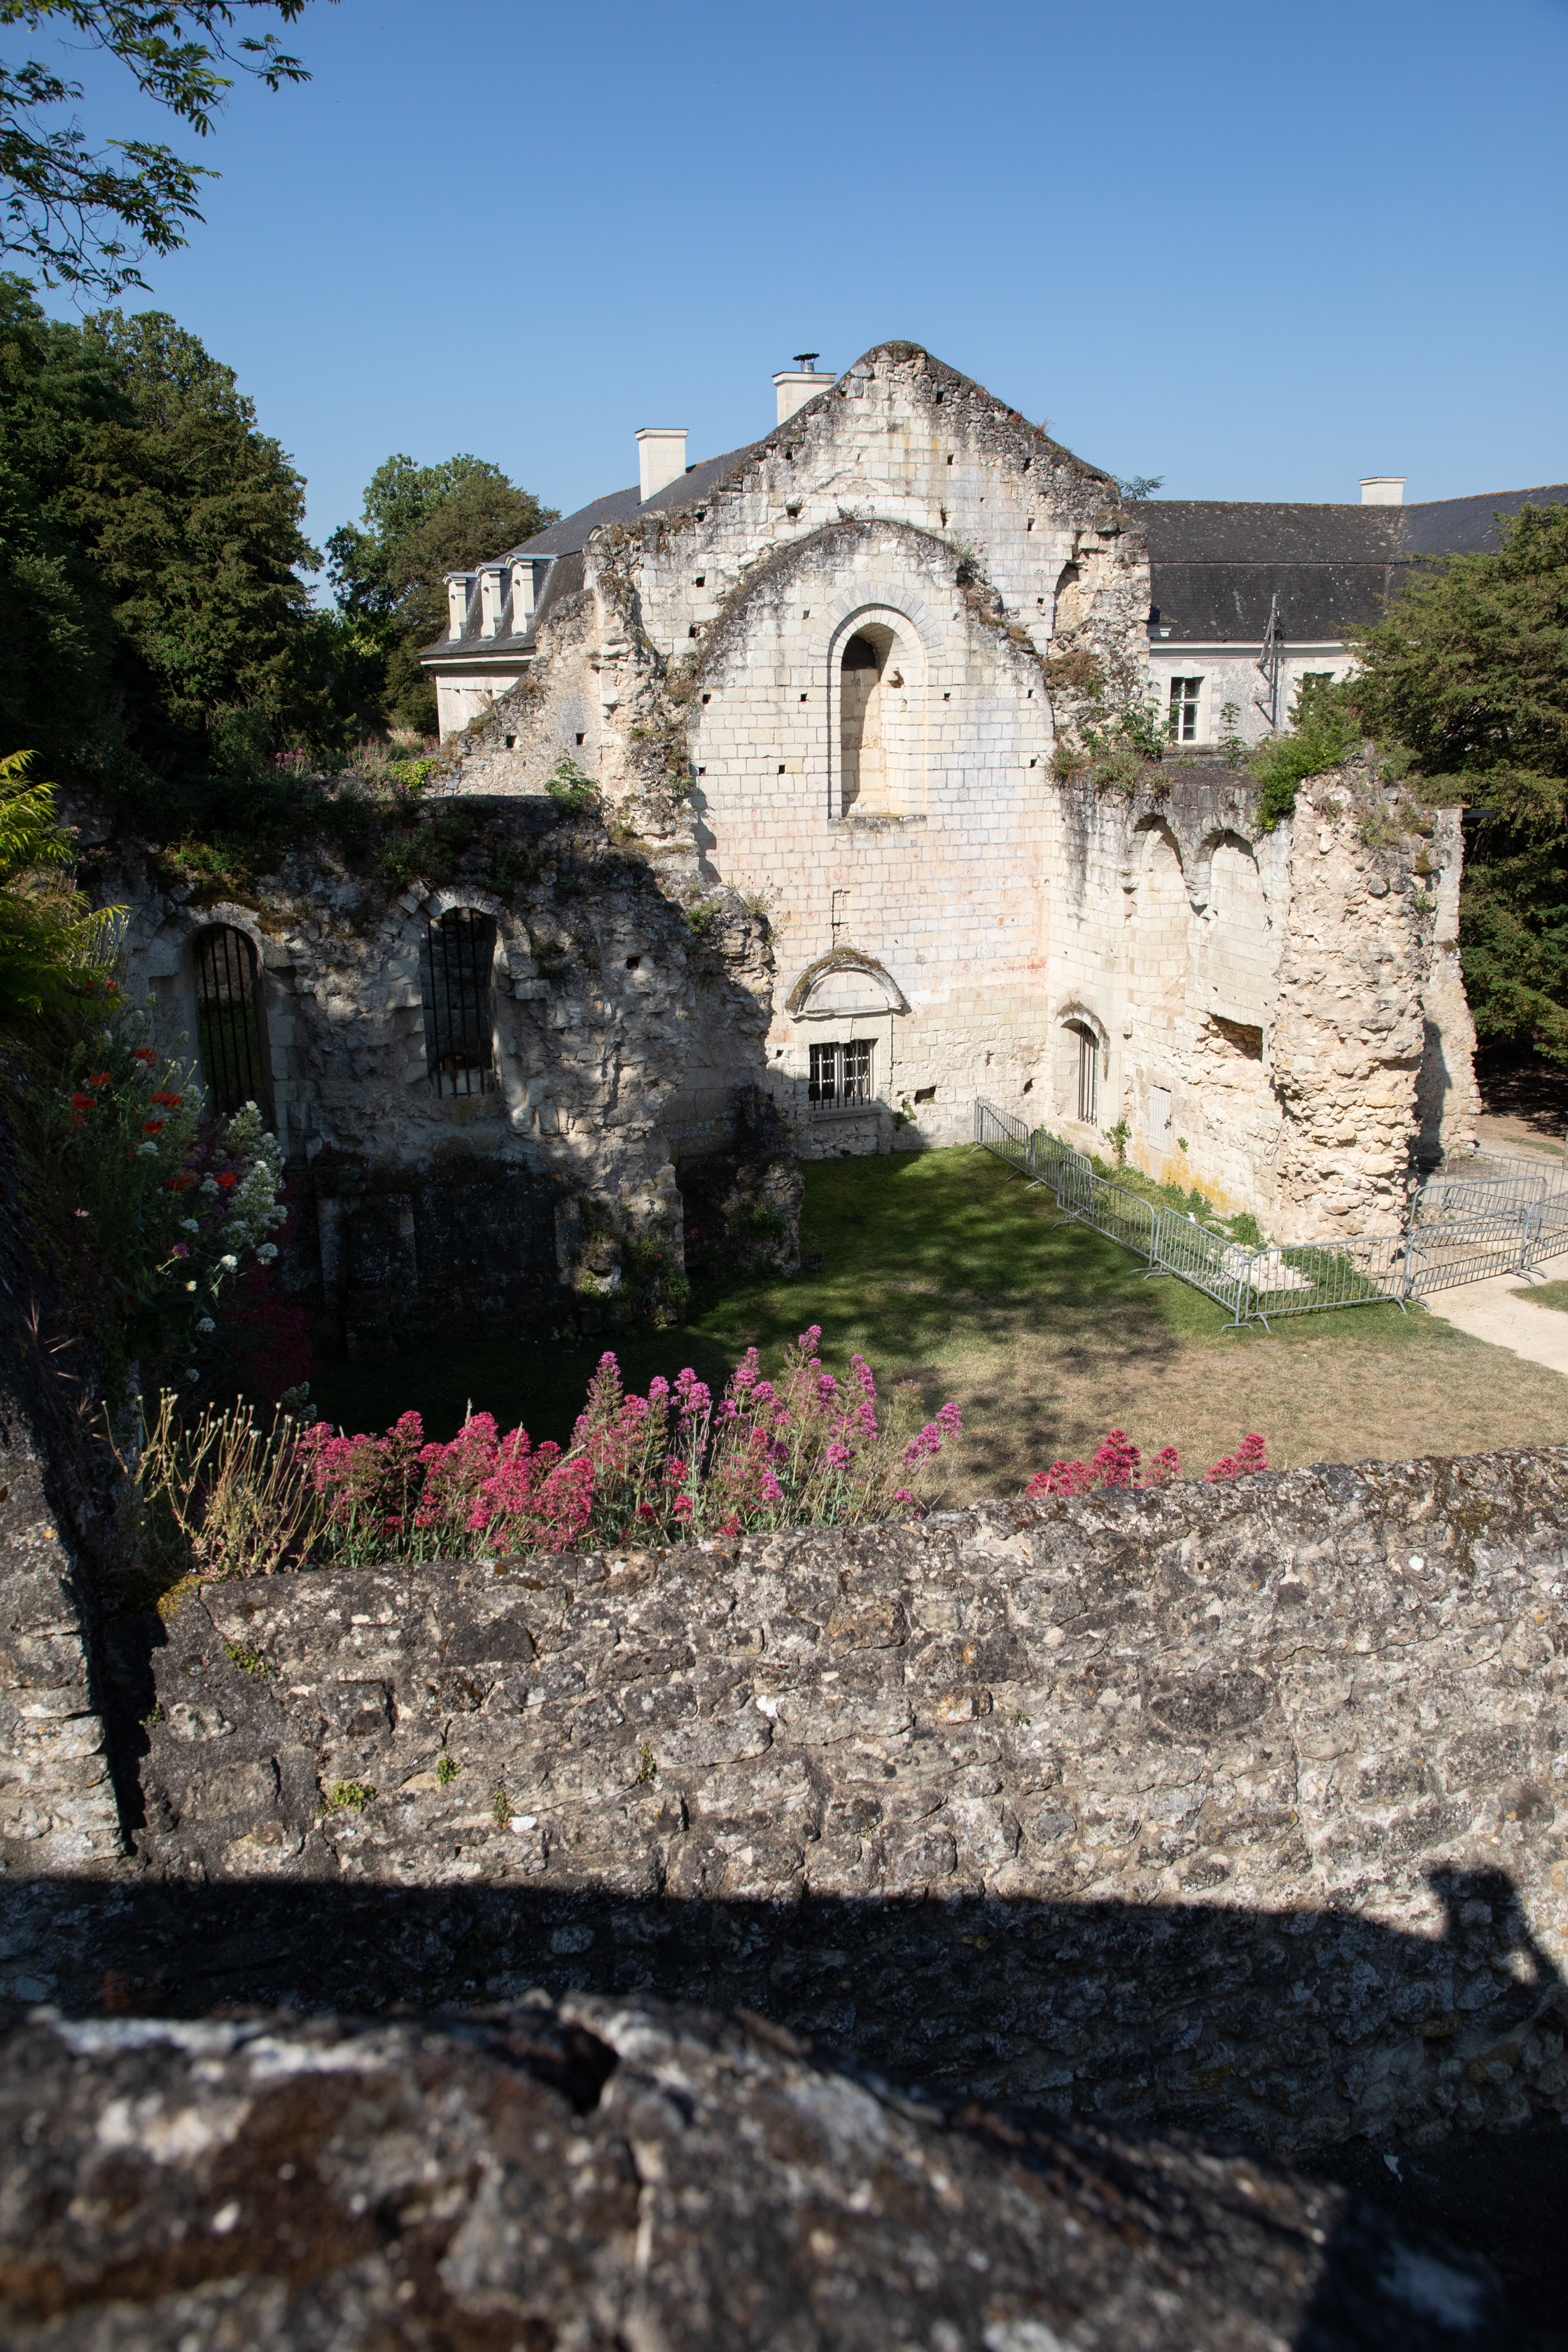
[327, 452, 555, 734]
[1349, 502, 1568, 1064]
[0, 1, 321, 295]
[0, 272, 316, 778]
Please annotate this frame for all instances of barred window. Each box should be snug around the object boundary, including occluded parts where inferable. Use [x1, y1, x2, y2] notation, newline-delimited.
[808, 1040, 874, 1106]
[1167, 676, 1203, 742]
[192, 924, 273, 1126]
[421, 909, 496, 1097]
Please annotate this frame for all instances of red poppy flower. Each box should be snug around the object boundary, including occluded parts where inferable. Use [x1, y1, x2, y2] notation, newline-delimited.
[142, 1121, 164, 1135]
[88, 1072, 111, 1087]
[216, 1172, 239, 1187]
[149, 1091, 182, 1107]
[71, 1114, 84, 1128]
[71, 1092, 91, 1111]
[131, 1047, 157, 1064]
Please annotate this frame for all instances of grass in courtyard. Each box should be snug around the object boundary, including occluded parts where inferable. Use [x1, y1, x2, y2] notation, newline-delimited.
[309, 1147, 1568, 1498]
[1513, 1282, 1568, 1314]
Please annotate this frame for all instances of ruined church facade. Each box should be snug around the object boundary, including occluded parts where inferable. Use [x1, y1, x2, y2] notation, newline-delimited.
[428, 343, 1478, 1236]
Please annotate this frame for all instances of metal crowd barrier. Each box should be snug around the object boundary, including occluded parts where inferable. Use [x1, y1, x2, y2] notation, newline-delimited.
[971, 1100, 1567, 1328]
[972, 1098, 1032, 1175]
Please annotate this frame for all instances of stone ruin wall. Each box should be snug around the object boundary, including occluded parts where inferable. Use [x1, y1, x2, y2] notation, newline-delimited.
[415, 339, 1476, 1225]
[10, 1413, 1567, 2169]
[93, 806, 782, 1351]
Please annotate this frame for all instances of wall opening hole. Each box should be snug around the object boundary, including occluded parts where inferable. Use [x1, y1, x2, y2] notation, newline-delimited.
[504, 734, 516, 748]
[625, 955, 641, 970]
[575, 733, 584, 746]
[914, 1085, 936, 1102]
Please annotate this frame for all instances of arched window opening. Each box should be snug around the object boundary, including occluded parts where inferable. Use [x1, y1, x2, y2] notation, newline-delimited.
[421, 909, 496, 1098]
[192, 924, 273, 1126]
[1072, 1022, 1100, 1125]
[840, 625, 899, 814]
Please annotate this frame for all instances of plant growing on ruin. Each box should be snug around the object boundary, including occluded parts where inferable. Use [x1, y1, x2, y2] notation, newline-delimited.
[1025, 1428, 1266, 1496]
[289, 1331, 962, 1567]
[34, 979, 288, 1397]
[121, 1387, 317, 1583]
[0, 755, 122, 1018]
[1102, 1116, 1131, 1167]
[545, 756, 598, 814]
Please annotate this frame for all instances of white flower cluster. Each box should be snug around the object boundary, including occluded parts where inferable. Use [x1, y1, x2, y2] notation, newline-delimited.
[219, 1102, 288, 1259]
[196, 1317, 216, 1334]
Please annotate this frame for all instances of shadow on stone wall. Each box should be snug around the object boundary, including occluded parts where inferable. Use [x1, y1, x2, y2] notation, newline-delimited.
[3, 1865, 1565, 2337]
[6, 1861, 1561, 2145]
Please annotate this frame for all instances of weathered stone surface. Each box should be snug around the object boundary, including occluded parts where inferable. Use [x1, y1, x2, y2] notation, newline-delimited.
[0, 1995, 1541, 2350]
[32, 1447, 1550, 2160]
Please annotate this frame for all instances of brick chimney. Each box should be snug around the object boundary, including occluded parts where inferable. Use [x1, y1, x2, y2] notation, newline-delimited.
[637, 428, 687, 503]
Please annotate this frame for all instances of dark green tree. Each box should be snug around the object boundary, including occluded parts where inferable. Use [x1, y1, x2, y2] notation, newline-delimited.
[326, 453, 555, 734]
[70, 304, 317, 769]
[1348, 503, 1568, 1063]
[0, 1, 320, 296]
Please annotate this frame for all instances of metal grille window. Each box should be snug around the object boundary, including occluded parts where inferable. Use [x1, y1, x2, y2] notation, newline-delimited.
[1075, 1026, 1100, 1125]
[421, 909, 497, 1097]
[808, 1040, 874, 1106]
[1168, 676, 1203, 741]
[193, 925, 272, 1125]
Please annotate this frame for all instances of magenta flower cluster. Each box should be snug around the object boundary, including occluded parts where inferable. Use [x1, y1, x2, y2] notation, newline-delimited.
[1026, 1427, 1266, 1498]
[293, 1329, 964, 1567]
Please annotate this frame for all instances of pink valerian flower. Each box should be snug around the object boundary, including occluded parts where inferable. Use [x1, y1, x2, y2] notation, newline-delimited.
[1023, 1430, 1265, 1497]
[825, 1441, 852, 1469]
[1207, 1434, 1268, 1483]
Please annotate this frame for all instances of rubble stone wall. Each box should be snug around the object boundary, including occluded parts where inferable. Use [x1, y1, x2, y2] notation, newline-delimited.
[102, 1447, 1568, 2160]
[102, 807, 781, 1346]
[1274, 778, 1476, 1233]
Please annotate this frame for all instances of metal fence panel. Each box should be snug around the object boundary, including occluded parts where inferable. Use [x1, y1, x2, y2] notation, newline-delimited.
[974, 1098, 1032, 1174]
[973, 1101, 1558, 1327]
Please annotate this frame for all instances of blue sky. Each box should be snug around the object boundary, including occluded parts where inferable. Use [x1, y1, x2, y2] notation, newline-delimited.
[36, 0, 1568, 574]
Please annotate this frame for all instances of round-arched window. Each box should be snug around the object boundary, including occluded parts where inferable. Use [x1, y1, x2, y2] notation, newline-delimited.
[192, 924, 274, 1126]
[420, 908, 497, 1097]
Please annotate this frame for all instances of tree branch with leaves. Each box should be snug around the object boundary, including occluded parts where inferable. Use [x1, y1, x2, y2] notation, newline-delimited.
[0, 1, 323, 293]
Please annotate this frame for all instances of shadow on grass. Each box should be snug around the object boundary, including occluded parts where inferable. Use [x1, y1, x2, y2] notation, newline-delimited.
[309, 1152, 1205, 1453]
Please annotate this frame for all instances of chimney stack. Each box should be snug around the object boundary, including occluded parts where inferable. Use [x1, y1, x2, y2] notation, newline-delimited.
[509, 557, 536, 633]
[637, 428, 687, 503]
[445, 572, 476, 638]
[478, 563, 507, 638]
[773, 353, 836, 424]
[1359, 477, 1406, 505]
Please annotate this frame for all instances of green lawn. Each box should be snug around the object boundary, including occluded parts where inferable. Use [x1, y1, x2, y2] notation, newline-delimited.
[310, 1147, 1568, 1495]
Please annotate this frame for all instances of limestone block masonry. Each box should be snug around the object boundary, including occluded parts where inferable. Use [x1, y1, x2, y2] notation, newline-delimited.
[0, 1996, 1525, 2348]
[430, 344, 1477, 1226]
[67, 1447, 1566, 2163]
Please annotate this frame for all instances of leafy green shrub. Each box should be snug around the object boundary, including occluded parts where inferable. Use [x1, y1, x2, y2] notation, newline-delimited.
[0, 754, 120, 1018]
[1251, 676, 1359, 830]
[545, 755, 598, 814]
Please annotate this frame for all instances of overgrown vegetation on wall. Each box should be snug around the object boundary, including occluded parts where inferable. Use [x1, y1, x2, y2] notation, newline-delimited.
[1247, 503, 1568, 1065]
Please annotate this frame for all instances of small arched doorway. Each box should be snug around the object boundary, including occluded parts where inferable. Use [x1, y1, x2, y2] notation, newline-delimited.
[421, 908, 497, 1096]
[192, 924, 274, 1126]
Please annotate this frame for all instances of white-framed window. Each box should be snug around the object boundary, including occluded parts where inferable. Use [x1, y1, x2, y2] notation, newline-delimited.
[1168, 676, 1203, 743]
[808, 1040, 874, 1106]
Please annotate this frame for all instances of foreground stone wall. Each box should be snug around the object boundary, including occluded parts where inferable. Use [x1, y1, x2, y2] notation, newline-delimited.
[111, 1449, 1568, 2160]
[0, 1996, 1526, 2351]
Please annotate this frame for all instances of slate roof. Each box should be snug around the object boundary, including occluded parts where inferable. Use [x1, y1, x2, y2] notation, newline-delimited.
[424, 447, 763, 662]
[1147, 484, 1568, 643]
